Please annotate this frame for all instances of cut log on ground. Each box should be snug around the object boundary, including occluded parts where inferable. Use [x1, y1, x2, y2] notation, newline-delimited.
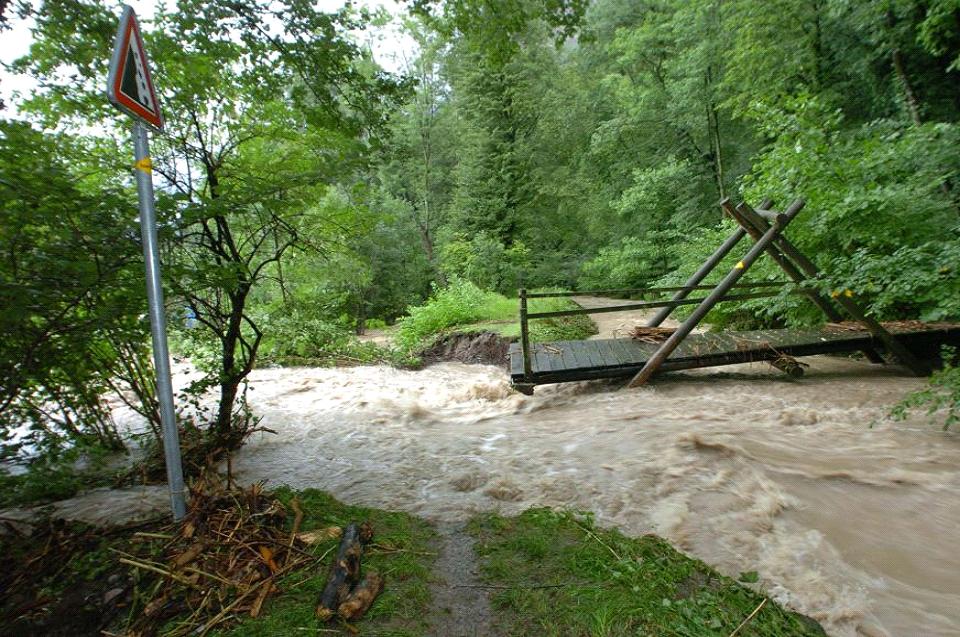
[316, 521, 375, 621]
[338, 571, 385, 621]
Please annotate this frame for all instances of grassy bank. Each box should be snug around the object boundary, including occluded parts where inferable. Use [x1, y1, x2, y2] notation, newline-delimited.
[1, 487, 436, 637]
[3, 489, 826, 636]
[217, 488, 436, 637]
[469, 508, 825, 637]
[396, 280, 597, 352]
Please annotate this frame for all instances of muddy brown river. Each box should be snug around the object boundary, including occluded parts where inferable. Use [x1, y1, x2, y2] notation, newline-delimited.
[15, 301, 959, 637]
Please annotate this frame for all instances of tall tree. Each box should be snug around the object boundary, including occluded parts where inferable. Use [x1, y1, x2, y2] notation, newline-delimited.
[13, 0, 400, 444]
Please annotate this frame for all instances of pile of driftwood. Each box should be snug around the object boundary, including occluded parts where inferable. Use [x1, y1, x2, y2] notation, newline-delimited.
[117, 475, 383, 635]
[630, 326, 677, 343]
[118, 476, 311, 636]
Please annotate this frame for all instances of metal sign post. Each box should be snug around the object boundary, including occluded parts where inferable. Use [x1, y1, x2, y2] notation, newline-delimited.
[108, 5, 186, 520]
[133, 121, 187, 520]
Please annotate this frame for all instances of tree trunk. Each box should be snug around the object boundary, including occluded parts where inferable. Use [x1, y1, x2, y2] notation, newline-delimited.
[892, 48, 923, 126]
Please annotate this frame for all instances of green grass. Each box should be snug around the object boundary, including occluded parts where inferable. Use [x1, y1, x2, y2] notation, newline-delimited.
[216, 488, 436, 637]
[468, 508, 826, 637]
[395, 280, 597, 352]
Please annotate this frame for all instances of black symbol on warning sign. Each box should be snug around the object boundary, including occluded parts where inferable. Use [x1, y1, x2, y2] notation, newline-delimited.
[120, 41, 156, 114]
[107, 6, 163, 129]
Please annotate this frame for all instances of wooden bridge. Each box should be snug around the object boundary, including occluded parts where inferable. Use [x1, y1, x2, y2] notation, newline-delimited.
[510, 197, 960, 394]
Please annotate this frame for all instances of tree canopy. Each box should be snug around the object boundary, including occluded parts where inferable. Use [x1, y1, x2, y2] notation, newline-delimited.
[2, 0, 959, 458]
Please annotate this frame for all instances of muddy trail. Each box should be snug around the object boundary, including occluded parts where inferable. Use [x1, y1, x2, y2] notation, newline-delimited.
[428, 523, 498, 637]
[8, 300, 959, 637]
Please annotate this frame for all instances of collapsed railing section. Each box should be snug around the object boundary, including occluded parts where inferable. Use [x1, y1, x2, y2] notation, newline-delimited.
[516, 195, 927, 388]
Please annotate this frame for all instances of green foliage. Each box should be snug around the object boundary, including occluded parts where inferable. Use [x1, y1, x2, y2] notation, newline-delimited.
[579, 231, 684, 291]
[10, 0, 405, 443]
[395, 279, 512, 349]
[892, 346, 960, 430]
[469, 508, 826, 636]
[918, 0, 960, 72]
[0, 121, 153, 456]
[440, 232, 532, 294]
[395, 280, 597, 351]
[254, 310, 397, 367]
[0, 445, 115, 508]
[740, 95, 960, 324]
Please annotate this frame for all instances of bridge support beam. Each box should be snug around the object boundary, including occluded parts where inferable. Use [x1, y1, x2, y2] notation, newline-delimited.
[647, 199, 772, 327]
[627, 199, 806, 387]
[733, 202, 927, 376]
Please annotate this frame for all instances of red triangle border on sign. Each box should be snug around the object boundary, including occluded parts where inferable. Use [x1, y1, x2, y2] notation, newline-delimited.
[106, 6, 163, 130]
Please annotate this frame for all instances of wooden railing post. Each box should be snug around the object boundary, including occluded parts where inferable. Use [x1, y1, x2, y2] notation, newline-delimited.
[519, 288, 532, 379]
[627, 200, 806, 388]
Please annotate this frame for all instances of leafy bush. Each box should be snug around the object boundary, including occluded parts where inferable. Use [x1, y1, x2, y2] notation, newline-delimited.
[0, 445, 115, 508]
[579, 230, 684, 291]
[395, 280, 598, 352]
[440, 232, 532, 294]
[892, 346, 960, 430]
[254, 309, 398, 367]
[395, 279, 512, 350]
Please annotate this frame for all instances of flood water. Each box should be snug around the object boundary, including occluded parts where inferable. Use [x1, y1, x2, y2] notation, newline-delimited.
[225, 357, 958, 637]
[12, 302, 958, 637]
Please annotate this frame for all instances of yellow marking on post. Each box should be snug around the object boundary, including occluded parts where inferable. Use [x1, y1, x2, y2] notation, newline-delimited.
[830, 290, 840, 298]
[134, 157, 153, 173]
[844, 289, 853, 297]
[735, 261, 745, 270]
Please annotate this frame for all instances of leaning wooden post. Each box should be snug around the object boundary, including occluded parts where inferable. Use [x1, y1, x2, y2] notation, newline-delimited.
[647, 199, 773, 327]
[627, 200, 805, 388]
[725, 201, 848, 324]
[732, 201, 885, 365]
[735, 204, 927, 375]
[519, 288, 532, 379]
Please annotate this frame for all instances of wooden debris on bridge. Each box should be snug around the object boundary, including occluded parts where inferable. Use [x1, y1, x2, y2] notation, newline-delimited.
[630, 326, 676, 343]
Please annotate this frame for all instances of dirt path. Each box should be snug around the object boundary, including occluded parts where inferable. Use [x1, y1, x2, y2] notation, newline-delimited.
[427, 523, 499, 637]
[571, 295, 680, 339]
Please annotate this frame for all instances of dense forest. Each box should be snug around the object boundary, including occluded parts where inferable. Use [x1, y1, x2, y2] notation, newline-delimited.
[1, 0, 959, 479]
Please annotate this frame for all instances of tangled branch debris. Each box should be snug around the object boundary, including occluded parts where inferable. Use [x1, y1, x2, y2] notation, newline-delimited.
[116, 474, 315, 636]
[117, 474, 381, 636]
[630, 326, 676, 343]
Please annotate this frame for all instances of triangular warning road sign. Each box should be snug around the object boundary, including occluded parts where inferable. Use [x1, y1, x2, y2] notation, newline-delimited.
[107, 5, 163, 130]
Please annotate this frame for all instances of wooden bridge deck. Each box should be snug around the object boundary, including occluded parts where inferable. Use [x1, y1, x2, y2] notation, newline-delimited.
[509, 324, 960, 388]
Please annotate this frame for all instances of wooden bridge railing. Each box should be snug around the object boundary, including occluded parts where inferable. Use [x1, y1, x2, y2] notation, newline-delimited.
[517, 194, 929, 387]
[517, 282, 798, 381]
